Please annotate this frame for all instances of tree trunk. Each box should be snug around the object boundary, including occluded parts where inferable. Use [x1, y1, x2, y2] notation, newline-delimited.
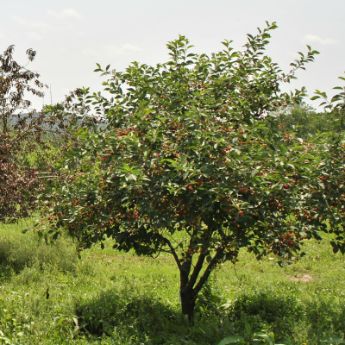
[180, 286, 196, 323]
[2, 115, 8, 134]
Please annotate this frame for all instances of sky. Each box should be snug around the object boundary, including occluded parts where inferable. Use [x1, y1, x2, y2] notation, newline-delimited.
[0, 0, 344, 110]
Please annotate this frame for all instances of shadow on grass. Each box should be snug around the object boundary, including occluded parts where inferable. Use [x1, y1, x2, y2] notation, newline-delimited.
[76, 291, 176, 335]
[75, 288, 345, 345]
[230, 291, 304, 337]
[76, 290, 230, 345]
[228, 290, 345, 344]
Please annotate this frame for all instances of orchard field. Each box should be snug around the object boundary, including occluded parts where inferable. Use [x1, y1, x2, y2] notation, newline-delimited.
[1, 22, 345, 345]
[0, 219, 345, 345]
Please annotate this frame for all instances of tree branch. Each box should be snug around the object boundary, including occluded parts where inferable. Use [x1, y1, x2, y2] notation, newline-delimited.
[193, 246, 223, 295]
[187, 250, 206, 290]
[187, 228, 213, 290]
[162, 236, 182, 271]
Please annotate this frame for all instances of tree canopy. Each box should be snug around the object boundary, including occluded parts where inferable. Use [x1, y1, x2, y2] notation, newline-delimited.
[40, 22, 345, 321]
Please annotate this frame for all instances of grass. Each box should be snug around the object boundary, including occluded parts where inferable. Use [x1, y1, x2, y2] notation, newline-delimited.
[0, 220, 345, 344]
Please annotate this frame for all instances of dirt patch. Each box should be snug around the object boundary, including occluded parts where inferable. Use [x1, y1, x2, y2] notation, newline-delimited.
[289, 274, 313, 283]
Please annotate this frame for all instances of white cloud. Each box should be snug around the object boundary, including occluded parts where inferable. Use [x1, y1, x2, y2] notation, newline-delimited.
[105, 43, 142, 56]
[12, 16, 49, 30]
[26, 31, 43, 41]
[11, 11, 82, 42]
[83, 43, 142, 59]
[47, 8, 82, 20]
[304, 34, 338, 46]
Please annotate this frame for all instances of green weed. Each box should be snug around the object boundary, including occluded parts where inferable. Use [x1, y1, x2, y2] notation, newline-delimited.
[0, 221, 345, 344]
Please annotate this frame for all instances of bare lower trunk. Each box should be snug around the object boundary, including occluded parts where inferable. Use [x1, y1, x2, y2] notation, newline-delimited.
[167, 225, 221, 324]
[180, 287, 196, 323]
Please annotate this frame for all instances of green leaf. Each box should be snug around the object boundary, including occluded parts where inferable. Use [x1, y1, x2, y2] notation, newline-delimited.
[126, 174, 137, 182]
[217, 336, 245, 345]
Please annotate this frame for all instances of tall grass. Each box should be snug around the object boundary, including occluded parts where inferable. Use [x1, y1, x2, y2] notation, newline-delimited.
[0, 221, 344, 344]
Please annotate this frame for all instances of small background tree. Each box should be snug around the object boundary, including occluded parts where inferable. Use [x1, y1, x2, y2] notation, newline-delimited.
[309, 74, 345, 252]
[0, 45, 45, 221]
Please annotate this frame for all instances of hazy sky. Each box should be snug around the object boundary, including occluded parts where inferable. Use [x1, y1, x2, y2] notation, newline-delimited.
[1, 0, 344, 109]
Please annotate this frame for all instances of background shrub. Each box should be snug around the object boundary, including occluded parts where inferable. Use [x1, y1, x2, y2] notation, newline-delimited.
[0, 223, 78, 277]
